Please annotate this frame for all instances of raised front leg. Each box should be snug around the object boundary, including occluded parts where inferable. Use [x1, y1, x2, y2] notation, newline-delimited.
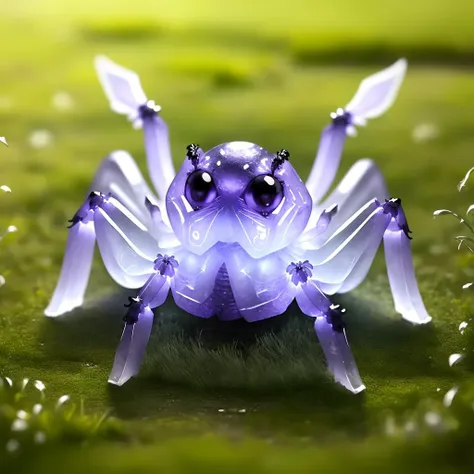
[305, 59, 407, 204]
[95, 55, 175, 201]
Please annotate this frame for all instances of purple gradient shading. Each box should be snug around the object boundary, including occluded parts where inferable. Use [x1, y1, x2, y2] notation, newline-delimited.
[384, 226, 432, 324]
[314, 317, 365, 394]
[45, 221, 95, 317]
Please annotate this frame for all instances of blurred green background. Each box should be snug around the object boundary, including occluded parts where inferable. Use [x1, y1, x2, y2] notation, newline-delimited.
[1, 0, 474, 472]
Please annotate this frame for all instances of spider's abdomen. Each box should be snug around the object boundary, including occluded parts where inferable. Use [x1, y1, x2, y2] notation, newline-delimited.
[212, 264, 242, 321]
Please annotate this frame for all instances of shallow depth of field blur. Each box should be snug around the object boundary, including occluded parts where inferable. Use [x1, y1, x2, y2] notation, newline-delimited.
[2, 1, 474, 472]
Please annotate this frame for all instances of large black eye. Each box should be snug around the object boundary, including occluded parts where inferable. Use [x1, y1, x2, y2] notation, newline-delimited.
[185, 170, 218, 208]
[244, 174, 284, 214]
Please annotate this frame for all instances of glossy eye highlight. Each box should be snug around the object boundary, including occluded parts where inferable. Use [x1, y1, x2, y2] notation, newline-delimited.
[185, 170, 218, 208]
[244, 174, 284, 214]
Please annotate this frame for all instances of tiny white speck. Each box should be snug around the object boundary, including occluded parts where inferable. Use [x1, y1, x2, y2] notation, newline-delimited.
[412, 123, 439, 143]
[5, 377, 12, 387]
[449, 353, 463, 367]
[0, 137, 8, 146]
[52, 91, 74, 111]
[238, 408, 246, 413]
[16, 410, 27, 420]
[218, 408, 225, 413]
[28, 129, 54, 149]
[404, 420, 417, 435]
[384, 416, 397, 436]
[1, 185, 12, 193]
[192, 230, 200, 240]
[0, 96, 12, 109]
[243, 163, 250, 170]
[443, 386, 458, 407]
[32, 404, 43, 415]
[424, 411, 442, 427]
[34, 432, 46, 444]
[6, 439, 20, 453]
[7, 225, 17, 233]
[216, 160, 221, 166]
[219, 149, 226, 156]
[428, 244, 447, 256]
[463, 283, 473, 290]
[0, 276, 5, 287]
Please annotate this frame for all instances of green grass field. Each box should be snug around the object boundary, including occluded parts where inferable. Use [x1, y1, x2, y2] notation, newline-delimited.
[1, 0, 474, 472]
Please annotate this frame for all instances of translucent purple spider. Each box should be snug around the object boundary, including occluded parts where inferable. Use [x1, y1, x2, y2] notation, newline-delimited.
[45, 56, 432, 393]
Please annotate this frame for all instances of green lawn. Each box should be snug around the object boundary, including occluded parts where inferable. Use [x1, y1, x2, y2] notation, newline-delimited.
[1, 1, 474, 471]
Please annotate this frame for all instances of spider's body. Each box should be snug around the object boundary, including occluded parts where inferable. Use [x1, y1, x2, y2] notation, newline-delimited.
[45, 57, 431, 393]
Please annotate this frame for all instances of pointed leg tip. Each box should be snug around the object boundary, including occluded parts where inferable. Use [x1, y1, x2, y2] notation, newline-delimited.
[44, 300, 83, 318]
[351, 384, 366, 394]
[108, 376, 125, 386]
[338, 379, 366, 394]
[108, 372, 132, 386]
[402, 313, 432, 325]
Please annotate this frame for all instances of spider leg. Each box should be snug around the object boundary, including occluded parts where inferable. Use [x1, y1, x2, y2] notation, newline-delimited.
[91, 150, 159, 227]
[94, 56, 175, 201]
[305, 121, 348, 204]
[142, 113, 175, 201]
[319, 158, 389, 232]
[45, 193, 158, 317]
[295, 280, 365, 393]
[306, 59, 407, 204]
[109, 268, 172, 386]
[44, 219, 96, 317]
[306, 198, 431, 324]
[304, 159, 388, 241]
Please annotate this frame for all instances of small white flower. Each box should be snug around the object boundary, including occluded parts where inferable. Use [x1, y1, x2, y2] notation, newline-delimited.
[56, 395, 70, 407]
[443, 387, 458, 407]
[449, 353, 463, 367]
[34, 380, 46, 392]
[459, 321, 469, 334]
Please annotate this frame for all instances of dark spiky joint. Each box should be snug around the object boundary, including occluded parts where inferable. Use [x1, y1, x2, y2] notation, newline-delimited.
[138, 100, 161, 120]
[186, 143, 200, 169]
[67, 192, 109, 228]
[271, 149, 290, 174]
[382, 197, 413, 240]
[326, 304, 346, 333]
[330, 108, 353, 127]
[123, 296, 145, 325]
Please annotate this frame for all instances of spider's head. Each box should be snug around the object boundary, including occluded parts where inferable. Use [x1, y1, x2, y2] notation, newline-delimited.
[165, 141, 312, 258]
